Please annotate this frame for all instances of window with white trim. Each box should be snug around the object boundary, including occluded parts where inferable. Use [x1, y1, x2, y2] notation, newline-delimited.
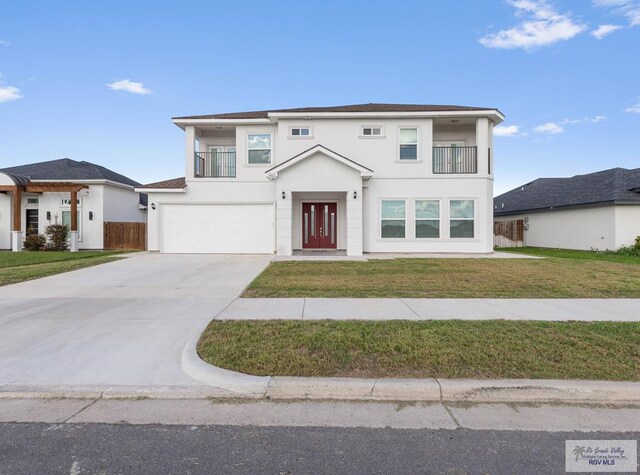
[61, 210, 82, 241]
[361, 126, 383, 136]
[381, 200, 406, 238]
[290, 127, 311, 137]
[415, 200, 440, 238]
[399, 128, 418, 160]
[449, 200, 474, 238]
[247, 133, 272, 164]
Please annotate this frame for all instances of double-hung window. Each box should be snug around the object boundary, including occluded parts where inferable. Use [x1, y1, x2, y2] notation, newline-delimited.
[449, 200, 474, 238]
[381, 200, 406, 238]
[61, 210, 82, 241]
[399, 128, 418, 160]
[415, 200, 440, 238]
[248, 133, 272, 164]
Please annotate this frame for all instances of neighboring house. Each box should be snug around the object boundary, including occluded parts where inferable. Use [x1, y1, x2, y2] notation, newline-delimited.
[137, 103, 503, 256]
[0, 158, 147, 251]
[494, 167, 640, 250]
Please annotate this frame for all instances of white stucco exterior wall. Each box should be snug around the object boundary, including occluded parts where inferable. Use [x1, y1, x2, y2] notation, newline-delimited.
[496, 206, 617, 250]
[614, 205, 640, 248]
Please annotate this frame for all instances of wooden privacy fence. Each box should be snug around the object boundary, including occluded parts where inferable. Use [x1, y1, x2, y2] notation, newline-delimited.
[104, 222, 147, 250]
[494, 219, 524, 248]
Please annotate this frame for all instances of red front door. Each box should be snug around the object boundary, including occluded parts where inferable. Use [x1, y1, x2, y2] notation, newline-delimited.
[302, 202, 337, 249]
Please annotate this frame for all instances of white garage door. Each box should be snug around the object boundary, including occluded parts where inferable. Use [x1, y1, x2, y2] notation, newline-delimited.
[160, 204, 275, 253]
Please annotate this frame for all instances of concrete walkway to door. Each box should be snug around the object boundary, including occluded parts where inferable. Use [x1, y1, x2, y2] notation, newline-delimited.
[0, 253, 272, 393]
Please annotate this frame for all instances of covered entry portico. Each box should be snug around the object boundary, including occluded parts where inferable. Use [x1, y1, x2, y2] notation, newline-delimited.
[266, 145, 371, 257]
[0, 171, 87, 252]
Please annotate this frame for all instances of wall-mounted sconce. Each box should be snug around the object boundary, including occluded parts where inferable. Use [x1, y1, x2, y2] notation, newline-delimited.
[46, 211, 51, 221]
[281, 191, 286, 200]
[353, 191, 358, 200]
[89, 211, 94, 221]
[151, 203, 156, 210]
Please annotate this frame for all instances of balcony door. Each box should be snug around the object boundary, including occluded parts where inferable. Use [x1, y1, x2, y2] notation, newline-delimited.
[207, 145, 236, 177]
[302, 202, 337, 249]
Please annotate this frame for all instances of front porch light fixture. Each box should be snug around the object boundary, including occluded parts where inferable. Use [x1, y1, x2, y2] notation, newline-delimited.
[281, 191, 286, 200]
[353, 191, 357, 200]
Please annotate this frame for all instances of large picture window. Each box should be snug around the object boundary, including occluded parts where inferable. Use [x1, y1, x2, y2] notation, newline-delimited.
[449, 200, 474, 238]
[248, 133, 272, 164]
[381, 200, 406, 238]
[415, 200, 440, 238]
[399, 128, 418, 160]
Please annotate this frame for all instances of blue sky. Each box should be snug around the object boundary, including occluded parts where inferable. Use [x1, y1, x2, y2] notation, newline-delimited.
[0, 0, 638, 194]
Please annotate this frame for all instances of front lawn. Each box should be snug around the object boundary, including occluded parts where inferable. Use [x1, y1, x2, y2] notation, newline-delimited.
[242, 255, 640, 298]
[0, 251, 128, 286]
[498, 246, 640, 264]
[198, 320, 640, 381]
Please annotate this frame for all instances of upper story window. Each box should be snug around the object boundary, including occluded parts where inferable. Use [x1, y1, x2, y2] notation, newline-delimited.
[361, 126, 383, 137]
[399, 128, 418, 160]
[290, 127, 311, 137]
[248, 133, 272, 164]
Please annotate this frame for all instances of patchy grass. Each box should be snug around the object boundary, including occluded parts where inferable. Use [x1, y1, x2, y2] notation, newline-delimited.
[498, 246, 640, 264]
[0, 251, 128, 286]
[242, 257, 640, 298]
[198, 320, 640, 381]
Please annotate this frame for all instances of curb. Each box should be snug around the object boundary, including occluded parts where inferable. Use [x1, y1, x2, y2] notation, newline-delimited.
[181, 337, 640, 404]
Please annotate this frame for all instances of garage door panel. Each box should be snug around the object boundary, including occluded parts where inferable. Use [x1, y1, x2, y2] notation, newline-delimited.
[160, 204, 274, 253]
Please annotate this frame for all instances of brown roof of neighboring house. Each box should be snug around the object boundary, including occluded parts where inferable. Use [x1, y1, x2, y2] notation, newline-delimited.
[137, 177, 186, 189]
[173, 103, 499, 120]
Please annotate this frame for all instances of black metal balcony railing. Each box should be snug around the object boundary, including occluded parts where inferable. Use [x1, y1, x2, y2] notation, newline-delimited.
[194, 152, 236, 178]
[432, 146, 477, 174]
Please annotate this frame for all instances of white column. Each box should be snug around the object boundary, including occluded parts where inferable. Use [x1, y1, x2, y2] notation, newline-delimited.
[346, 189, 363, 256]
[424, 118, 434, 175]
[69, 231, 79, 252]
[185, 126, 197, 180]
[475, 117, 489, 175]
[11, 231, 22, 252]
[276, 190, 292, 256]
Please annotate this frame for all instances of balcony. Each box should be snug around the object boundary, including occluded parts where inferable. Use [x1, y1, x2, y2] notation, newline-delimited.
[432, 146, 477, 174]
[194, 152, 236, 178]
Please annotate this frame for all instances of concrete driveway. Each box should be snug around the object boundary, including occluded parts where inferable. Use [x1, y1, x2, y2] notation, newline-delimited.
[0, 253, 271, 391]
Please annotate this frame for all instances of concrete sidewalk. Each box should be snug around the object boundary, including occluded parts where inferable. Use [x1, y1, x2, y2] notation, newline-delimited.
[218, 297, 640, 321]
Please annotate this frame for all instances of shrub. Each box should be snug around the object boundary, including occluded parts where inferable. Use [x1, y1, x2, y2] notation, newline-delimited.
[45, 224, 69, 251]
[23, 233, 47, 251]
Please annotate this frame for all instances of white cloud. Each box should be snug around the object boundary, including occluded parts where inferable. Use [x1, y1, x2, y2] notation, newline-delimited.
[534, 122, 564, 134]
[106, 79, 151, 95]
[626, 99, 640, 113]
[591, 23, 624, 38]
[479, 0, 586, 50]
[0, 85, 23, 103]
[593, 0, 640, 26]
[494, 125, 521, 137]
[559, 115, 607, 124]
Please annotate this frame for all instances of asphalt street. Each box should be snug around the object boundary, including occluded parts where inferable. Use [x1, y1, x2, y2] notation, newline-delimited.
[0, 423, 638, 474]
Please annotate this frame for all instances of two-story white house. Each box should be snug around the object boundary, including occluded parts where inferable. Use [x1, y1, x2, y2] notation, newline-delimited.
[137, 103, 504, 256]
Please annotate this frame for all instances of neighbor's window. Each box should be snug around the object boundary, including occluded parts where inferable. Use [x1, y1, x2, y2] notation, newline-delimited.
[381, 200, 406, 238]
[399, 128, 418, 160]
[415, 200, 440, 238]
[248, 133, 272, 164]
[449, 200, 474, 238]
[61, 210, 82, 241]
[362, 126, 383, 136]
[290, 127, 311, 137]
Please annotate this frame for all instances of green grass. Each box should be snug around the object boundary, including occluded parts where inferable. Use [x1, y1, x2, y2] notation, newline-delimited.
[498, 246, 640, 264]
[198, 320, 640, 381]
[242, 256, 640, 298]
[0, 251, 128, 286]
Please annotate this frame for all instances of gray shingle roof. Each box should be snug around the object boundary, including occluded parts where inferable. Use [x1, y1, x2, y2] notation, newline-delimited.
[494, 167, 640, 215]
[1, 158, 141, 187]
[137, 177, 186, 189]
[173, 103, 500, 120]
